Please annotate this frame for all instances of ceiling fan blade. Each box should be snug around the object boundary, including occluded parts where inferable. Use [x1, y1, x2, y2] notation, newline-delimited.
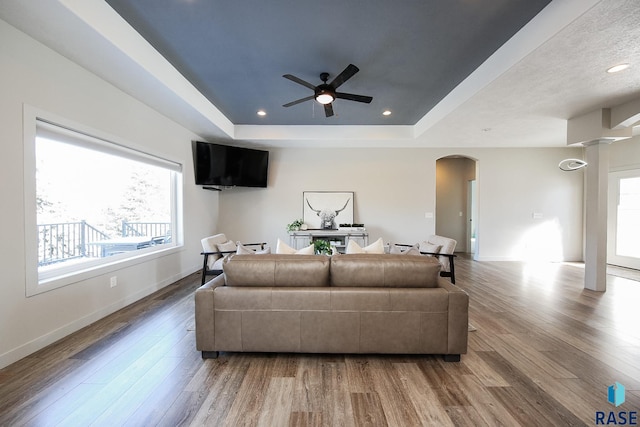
[335, 92, 373, 104]
[283, 74, 317, 90]
[329, 64, 359, 89]
[324, 103, 334, 117]
[283, 95, 315, 107]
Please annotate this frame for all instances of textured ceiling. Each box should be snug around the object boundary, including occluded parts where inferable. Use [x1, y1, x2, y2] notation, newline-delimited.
[104, 0, 551, 126]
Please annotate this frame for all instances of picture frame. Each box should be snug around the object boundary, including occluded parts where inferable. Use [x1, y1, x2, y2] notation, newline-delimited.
[303, 191, 354, 229]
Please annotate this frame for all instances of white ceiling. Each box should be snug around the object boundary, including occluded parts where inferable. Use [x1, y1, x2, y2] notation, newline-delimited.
[1, 0, 639, 148]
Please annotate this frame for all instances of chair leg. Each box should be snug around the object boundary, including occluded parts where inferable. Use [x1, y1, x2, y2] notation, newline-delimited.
[449, 259, 456, 284]
[201, 254, 209, 286]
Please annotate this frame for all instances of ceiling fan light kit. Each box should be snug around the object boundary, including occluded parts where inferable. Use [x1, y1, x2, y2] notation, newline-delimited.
[315, 91, 334, 105]
[283, 64, 373, 117]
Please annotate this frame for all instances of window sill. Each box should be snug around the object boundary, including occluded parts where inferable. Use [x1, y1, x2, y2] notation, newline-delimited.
[30, 245, 184, 297]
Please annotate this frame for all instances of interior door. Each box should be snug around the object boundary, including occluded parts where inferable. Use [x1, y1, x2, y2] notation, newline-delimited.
[608, 169, 640, 269]
[467, 179, 477, 255]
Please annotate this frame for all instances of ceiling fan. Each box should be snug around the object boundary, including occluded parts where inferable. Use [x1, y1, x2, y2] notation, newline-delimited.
[282, 64, 373, 117]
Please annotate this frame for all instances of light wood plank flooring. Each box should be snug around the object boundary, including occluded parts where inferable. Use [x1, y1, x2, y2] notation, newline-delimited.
[1, 256, 639, 426]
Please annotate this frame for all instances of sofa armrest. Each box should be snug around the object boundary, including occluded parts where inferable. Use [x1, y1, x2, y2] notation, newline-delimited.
[436, 277, 461, 293]
[437, 278, 469, 355]
[195, 273, 226, 351]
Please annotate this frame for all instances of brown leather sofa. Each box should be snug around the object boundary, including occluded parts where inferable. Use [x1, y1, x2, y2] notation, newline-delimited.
[195, 253, 468, 361]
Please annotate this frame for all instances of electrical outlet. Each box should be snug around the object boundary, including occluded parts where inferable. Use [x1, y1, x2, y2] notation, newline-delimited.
[110, 276, 117, 288]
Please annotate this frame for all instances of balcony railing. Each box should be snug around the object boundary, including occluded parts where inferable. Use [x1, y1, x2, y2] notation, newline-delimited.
[122, 221, 171, 241]
[38, 221, 171, 267]
[38, 221, 109, 267]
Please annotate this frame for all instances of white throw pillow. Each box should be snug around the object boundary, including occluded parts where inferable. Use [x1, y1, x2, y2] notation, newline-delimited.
[276, 238, 314, 255]
[204, 239, 236, 268]
[346, 237, 385, 254]
[201, 233, 229, 268]
[419, 241, 442, 255]
[390, 244, 421, 256]
[345, 240, 362, 254]
[295, 244, 315, 255]
[389, 244, 403, 254]
[217, 240, 237, 253]
[276, 238, 297, 254]
[236, 243, 271, 255]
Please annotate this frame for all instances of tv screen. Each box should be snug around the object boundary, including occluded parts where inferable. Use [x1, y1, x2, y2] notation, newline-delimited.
[192, 141, 269, 188]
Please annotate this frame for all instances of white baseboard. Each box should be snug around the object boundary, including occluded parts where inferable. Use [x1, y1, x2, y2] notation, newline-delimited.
[0, 265, 200, 370]
[474, 256, 584, 262]
[473, 256, 519, 262]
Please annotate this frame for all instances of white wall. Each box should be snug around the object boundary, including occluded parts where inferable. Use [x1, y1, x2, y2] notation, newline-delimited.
[0, 20, 219, 368]
[218, 147, 584, 262]
[610, 135, 640, 171]
[471, 148, 584, 261]
[219, 148, 438, 246]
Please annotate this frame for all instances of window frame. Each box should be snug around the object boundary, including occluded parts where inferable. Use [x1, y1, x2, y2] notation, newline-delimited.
[23, 105, 184, 296]
[608, 167, 640, 270]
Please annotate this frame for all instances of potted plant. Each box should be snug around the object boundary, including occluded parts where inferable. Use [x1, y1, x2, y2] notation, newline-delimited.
[286, 219, 304, 232]
[313, 239, 332, 255]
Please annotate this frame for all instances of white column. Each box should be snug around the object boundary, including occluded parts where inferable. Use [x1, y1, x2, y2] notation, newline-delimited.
[583, 140, 610, 292]
[567, 107, 634, 292]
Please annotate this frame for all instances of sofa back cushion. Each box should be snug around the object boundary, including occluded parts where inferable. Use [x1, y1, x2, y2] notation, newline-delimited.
[330, 254, 441, 288]
[223, 254, 331, 287]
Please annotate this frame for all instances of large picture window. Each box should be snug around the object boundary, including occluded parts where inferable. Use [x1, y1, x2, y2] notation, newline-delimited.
[27, 116, 182, 292]
[608, 169, 640, 270]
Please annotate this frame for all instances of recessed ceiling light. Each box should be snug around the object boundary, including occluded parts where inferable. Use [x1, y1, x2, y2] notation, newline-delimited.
[382, 110, 392, 116]
[257, 110, 267, 116]
[607, 63, 630, 73]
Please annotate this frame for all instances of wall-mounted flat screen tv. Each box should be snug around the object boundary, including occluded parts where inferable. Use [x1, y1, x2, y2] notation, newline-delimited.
[192, 141, 269, 188]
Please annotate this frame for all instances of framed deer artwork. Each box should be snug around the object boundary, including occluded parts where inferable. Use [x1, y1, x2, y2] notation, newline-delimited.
[302, 191, 354, 230]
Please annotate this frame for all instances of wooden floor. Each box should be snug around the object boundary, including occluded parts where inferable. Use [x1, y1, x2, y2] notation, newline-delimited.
[1, 256, 639, 426]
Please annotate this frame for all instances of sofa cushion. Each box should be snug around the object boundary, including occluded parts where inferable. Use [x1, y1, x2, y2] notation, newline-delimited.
[223, 254, 331, 287]
[330, 254, 441, 288]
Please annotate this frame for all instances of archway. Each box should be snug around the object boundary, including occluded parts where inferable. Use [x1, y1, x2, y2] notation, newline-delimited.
[435, 156, 478, 257]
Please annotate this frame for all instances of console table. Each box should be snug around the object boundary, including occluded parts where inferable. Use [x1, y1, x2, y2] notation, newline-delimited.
[289, 229, 368, 253]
